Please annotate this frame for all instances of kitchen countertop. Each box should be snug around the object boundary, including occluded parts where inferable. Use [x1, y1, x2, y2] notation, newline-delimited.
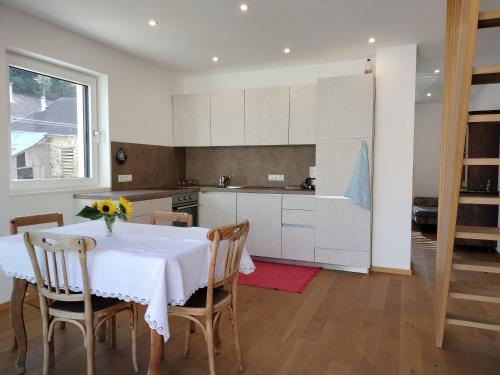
[199, 186, 315, 195]
[74, 185, 315, 201]
[73, 188, 199, 202]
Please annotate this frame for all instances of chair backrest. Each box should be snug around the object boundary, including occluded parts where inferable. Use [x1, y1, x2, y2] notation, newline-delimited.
[10, 213, 64, 235]
[24, 231, 96, 311]
[150, 211, 193, 227]
[205, 221, 250, 308]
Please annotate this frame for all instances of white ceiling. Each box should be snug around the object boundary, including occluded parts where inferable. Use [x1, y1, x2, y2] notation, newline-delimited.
[1, 0, 499, 103]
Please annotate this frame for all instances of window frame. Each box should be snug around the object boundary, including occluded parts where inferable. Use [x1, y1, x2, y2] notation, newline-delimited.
[7, 53, 100, 193]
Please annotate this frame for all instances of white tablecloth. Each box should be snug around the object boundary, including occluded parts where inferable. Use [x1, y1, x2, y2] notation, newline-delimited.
[0, 221, 255, 341]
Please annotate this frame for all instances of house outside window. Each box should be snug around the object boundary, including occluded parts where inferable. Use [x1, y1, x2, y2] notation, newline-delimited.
[7, 53, 99, 192]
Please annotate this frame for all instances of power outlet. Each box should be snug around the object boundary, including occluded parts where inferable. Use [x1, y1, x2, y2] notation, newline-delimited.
[268, 174, 285, 182]
[118, 174, 133, 183]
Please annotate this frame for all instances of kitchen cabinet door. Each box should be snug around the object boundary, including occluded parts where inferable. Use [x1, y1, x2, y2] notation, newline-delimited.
[314, 197, 371, 253]
[237, 193, 282, 258]
[315, 137, 373, 196]
[316, 74, 374, 139]
[282, 226, 315, 262]
[211, 90, 245, 146]
[200, 192, 237, 228]
[173, 93, 210, 146]
[244, 87, 289, 145]
[289, 84, 316, 145]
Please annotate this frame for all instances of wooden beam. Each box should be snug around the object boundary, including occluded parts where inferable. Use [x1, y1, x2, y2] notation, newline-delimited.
[446, 314, 500, 331]
[467, 113, 500, 123]
[472, 65, 500, 85]
[459, 195, 500, 205]
[435, 0, 480, 349]
[463, 158, 500, 165]
[452, 261, 500, 274]
[478, 10, 500, 28]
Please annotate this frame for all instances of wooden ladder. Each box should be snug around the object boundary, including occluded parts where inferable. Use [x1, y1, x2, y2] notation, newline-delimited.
[435, 0, 500, 348]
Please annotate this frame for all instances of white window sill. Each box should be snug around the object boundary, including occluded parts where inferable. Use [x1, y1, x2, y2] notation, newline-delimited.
[9, 181, 110, 197]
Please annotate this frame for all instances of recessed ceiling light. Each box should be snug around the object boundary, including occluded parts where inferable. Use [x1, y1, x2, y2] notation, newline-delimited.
[148, 19, 158, 27]
[434, 69, 440, 74]
[426, 92, 432, 97]
[283, 47, 291, 54]
[240, 4, 249, 12]
[212, 56, 219, 62]
[368, 37, 376, 44]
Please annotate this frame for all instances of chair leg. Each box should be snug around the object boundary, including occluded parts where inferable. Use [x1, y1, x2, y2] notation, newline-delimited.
[107, 316, 117, 349]
[183, 320, 191, 358]
[97, 320, 106, 343]
[213, 312, 222, 355]
[86, 329, 95, 375]
[229, 306, 244, 372]
[12, 336, 18, 351]
[205, 316, 216, 375]
[42, 318, 50, 375]
[129, 304, 139, 372]
[49, 331, 55, 368]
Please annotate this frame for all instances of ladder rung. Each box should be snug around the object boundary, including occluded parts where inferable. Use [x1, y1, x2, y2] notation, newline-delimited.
[463, 158, 500, 166]
[478, 10, 500, 28]
[459, 195, 500, 205]
[446, 314, 500, 332]
[468, 113, 500, 123]
[455, 225, 500, 241]
[472, 65, 500, 85]
[452, 261, 500, 274]
[450, 283, 500, 304]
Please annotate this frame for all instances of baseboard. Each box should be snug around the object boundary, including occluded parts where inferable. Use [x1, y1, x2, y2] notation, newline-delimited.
[370, 265, 412, 276]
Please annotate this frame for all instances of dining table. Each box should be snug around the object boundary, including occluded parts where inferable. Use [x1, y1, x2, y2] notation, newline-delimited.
[0, 220, 255, 375]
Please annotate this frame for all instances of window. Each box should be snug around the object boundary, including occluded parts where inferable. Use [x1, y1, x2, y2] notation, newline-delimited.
[7, 53, 99, 192]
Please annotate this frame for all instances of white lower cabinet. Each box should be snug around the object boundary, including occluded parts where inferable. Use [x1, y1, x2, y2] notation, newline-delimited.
[200, 192, 237, 228]
[282, 226, 315, 262]
[237, 193, 282, 258]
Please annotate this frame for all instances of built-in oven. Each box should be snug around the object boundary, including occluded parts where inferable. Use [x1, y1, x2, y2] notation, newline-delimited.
[172, 192, 199, 227]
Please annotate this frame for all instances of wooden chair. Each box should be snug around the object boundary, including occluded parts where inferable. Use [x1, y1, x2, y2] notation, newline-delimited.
[10, 213, 65, 350]
[150, 211, 193, 227]
[168, 221, 250, 375]
[24, 231, 139, 375]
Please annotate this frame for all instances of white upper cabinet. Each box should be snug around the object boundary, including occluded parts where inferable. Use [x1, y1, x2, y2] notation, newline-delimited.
[173, 93, 210, 146]
[316, 75, 374, 139]
[210, 90, 245, 146]
[289, 84, 316, 145]
[244, 87, 290, 145]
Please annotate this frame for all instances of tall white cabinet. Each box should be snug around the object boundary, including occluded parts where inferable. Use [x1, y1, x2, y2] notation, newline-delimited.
[314, 74, 375, 273]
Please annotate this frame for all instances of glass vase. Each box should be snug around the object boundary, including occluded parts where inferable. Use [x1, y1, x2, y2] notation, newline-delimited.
[104, 215, 116, 237]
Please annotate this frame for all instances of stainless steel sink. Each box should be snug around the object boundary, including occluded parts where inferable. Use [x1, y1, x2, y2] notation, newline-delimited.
[225, 186, 244, 189]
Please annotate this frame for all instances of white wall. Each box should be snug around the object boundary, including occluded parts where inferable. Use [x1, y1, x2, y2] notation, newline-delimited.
[0, 6, 180, 302]
[413, 103, 442, 197]
[372, 45, 417, 271]
[181, 59, 368, 93]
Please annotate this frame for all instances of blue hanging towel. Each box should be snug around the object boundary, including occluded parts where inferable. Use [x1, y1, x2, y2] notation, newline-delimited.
[344, 141, 371, 210]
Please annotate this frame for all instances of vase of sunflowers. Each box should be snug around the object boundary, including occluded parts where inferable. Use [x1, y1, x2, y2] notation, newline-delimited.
[76, 196, 133, 236]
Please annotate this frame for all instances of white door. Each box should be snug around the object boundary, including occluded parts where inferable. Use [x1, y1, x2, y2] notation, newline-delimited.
[173, 93, 210, 146]
[211, 90, 245, 146]
[315, 137, 373, 196]
[237, 193, 282, 258]
[316, 75, 374, 139]
[200, 192, 237, 228]
[244, 87, 290, 145]
[289, 84, 316, 145]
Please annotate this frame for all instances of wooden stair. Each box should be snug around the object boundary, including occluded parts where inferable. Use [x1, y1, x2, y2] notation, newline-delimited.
[478, 10, 500, 28]
[472, 64, 500, 85]
[435, 0, 500, 348]
[452, 260, 500, 274]
[450, 283, 500, 303]
[459, 195, 500, 205]
[446, 314, 500, 332]
[468, 110, 500, 123]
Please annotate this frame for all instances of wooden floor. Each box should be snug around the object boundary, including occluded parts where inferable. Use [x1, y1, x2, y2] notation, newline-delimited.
[1, 230, 499, 374]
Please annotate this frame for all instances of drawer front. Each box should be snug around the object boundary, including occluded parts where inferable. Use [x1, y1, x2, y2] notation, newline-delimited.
[315, 248, 370, 267]
[132, 198, 172, 217]
[282, 195, 315, 210]
[282, 226, 315, 262]
[282, 209, 315, 226]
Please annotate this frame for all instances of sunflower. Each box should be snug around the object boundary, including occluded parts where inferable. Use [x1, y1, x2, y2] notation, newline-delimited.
[97, 199, 117, 215]
[119, 196, 133, 220]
